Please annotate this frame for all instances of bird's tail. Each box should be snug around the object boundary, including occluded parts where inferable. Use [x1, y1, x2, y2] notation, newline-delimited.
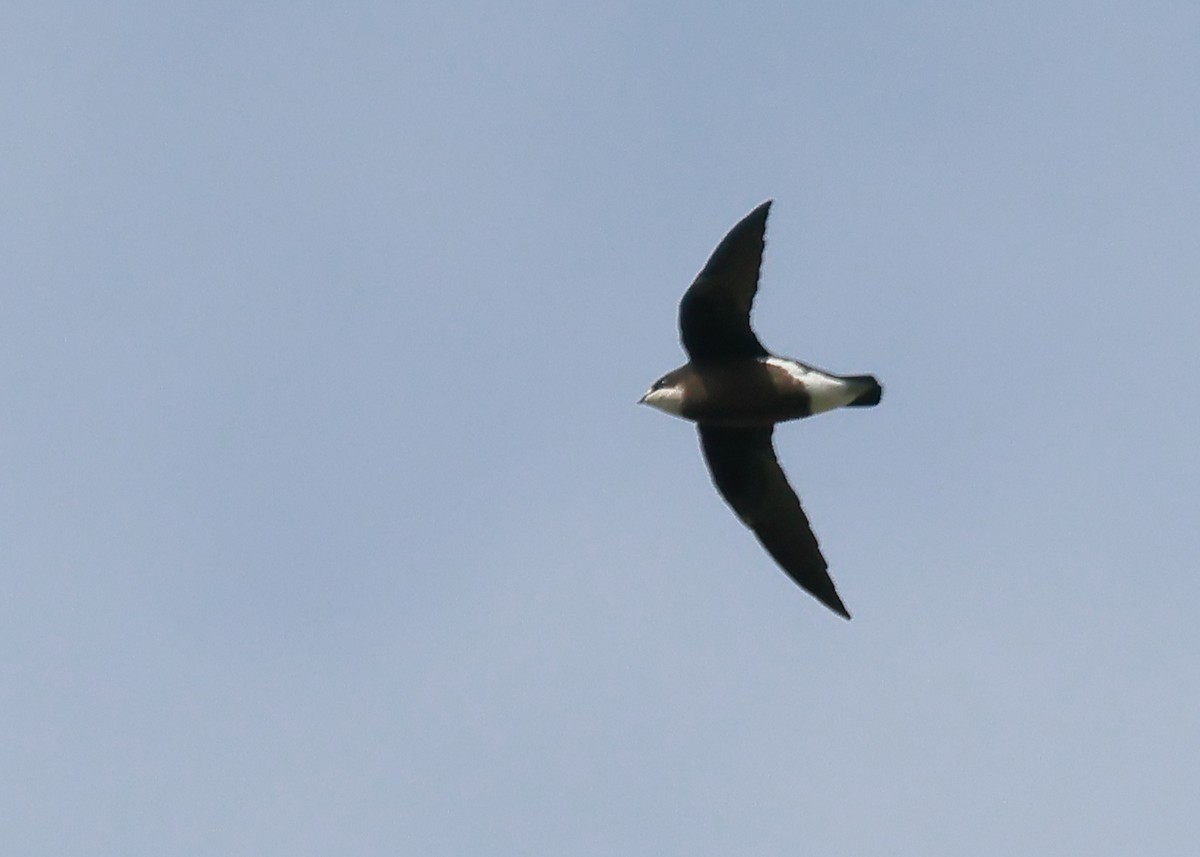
[843, 375, 883, 407]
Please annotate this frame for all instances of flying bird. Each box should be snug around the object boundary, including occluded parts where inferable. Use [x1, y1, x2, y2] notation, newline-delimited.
[639, 201, 882, 619]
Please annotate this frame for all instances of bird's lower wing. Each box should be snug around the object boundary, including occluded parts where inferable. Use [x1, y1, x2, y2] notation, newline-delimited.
[698, 425, 850, 619]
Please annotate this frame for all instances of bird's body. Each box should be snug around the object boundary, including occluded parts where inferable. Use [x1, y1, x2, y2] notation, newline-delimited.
[639, 201, 881, 619]
[647, 356, 880, 427]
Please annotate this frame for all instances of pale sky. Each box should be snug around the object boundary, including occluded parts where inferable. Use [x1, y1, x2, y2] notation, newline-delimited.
[3, 2, 1199, 854]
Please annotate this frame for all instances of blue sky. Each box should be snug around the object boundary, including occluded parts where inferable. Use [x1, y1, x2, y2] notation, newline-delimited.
[4, 2, 1199, 854]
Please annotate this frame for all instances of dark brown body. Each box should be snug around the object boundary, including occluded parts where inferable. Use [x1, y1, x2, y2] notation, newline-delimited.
[660, 359, 822, 426]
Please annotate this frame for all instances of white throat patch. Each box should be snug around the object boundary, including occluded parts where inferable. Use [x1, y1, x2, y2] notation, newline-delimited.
[640, 385, 685, 417]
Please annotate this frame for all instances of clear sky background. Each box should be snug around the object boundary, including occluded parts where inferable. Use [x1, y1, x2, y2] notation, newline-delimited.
[4, 2, 1199, 854]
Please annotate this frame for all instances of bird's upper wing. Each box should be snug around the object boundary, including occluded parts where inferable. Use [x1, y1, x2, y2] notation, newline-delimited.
[678, 200, 772, 361]
[698, 425, 850, 619]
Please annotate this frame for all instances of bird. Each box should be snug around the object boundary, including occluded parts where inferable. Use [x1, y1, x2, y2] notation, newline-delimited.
[638, 200, 881, 619]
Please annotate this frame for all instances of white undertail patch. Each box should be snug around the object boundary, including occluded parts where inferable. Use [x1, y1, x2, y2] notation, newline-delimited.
[763, 357, 862, 415]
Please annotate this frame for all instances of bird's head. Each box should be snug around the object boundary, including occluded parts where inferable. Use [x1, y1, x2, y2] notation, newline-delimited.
[638, 372, 686, 416]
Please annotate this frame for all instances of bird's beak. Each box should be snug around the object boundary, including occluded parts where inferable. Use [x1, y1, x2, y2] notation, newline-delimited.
[637, 391, 650, 405]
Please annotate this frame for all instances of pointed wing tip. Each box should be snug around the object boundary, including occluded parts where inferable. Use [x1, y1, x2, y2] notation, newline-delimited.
[749, 198, 773, 222]
[817, 589, 852, 620]
[726, 200, 772, 240]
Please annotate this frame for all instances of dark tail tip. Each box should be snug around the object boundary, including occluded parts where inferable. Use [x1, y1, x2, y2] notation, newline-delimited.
[845, 375, 883, 407]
